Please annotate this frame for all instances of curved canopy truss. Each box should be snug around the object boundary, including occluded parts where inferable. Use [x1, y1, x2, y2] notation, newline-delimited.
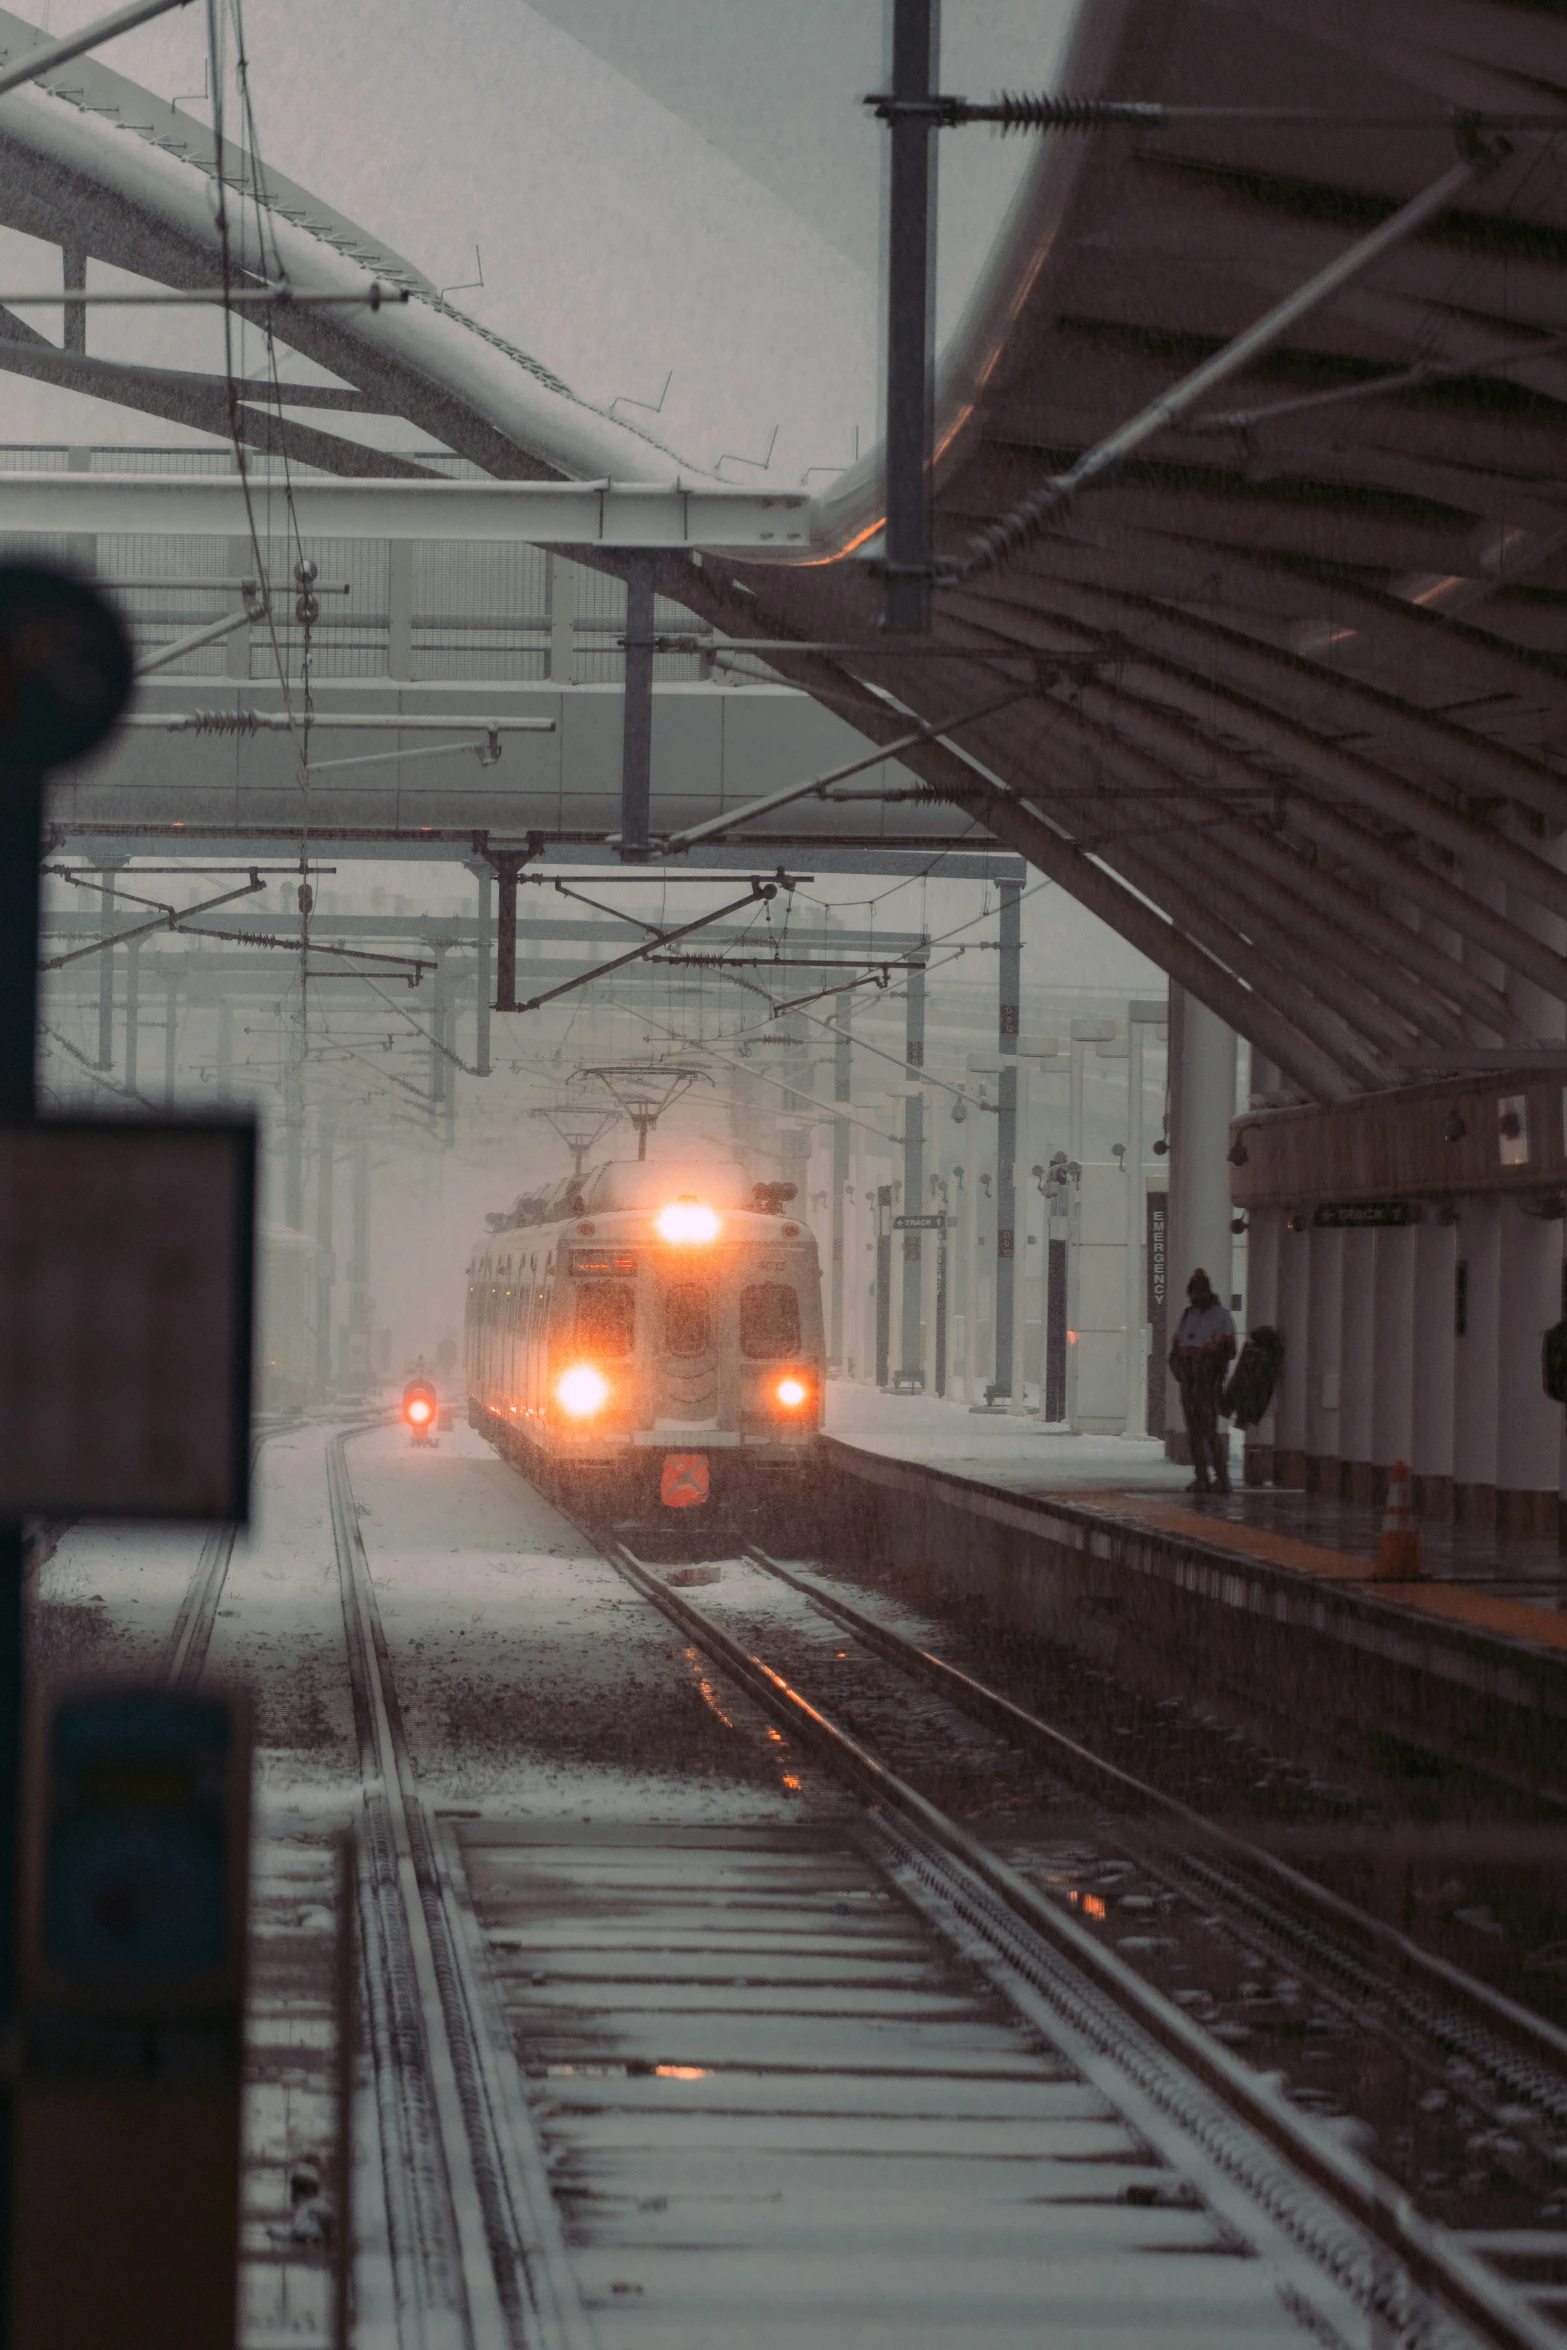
[4, 0, 1567, 1104]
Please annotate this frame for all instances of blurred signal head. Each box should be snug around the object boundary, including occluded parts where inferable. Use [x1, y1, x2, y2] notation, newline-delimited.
[556, 1363, 610, 1418]
[655, 1197, 720, 1245]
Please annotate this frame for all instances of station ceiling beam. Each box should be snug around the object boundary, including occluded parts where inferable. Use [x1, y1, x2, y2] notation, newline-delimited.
[0, 473, 813, 551]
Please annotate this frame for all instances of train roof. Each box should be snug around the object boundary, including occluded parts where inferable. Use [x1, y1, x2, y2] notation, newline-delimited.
[484, 1157, 765, 1234]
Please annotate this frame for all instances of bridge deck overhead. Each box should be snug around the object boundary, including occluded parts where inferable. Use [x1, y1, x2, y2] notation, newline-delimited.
[0, 0, 1562, 1099]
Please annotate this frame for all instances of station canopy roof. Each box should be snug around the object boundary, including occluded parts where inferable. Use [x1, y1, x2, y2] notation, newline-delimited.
[1, 0, 1566, 1104]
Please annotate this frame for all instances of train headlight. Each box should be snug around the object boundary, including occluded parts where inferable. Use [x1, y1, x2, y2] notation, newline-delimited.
[556, 1364, 610, 1418]
[407, 1398, 432, 1425]
[655, 1197, 720, 1244]
[774, 1376, 809, 1410]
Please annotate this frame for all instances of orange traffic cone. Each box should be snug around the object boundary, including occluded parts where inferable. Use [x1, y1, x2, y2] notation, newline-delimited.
[1376, 1460, 1423, 1579]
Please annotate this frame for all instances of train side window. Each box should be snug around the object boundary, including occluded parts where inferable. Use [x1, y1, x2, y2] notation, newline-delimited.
[575, 1282, 635, 1358]
[664, 1283, 711, 1357]
[740, 1282, 799, 1358]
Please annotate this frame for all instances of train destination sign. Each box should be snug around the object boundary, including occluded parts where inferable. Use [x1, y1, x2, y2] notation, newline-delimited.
[1312, 1201, 1414, 1229]
[0, 1120, 254, 1517]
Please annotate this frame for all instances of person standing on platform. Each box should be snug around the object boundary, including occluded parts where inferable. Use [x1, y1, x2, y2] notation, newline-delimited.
[1169, 1267, 1237, 1496]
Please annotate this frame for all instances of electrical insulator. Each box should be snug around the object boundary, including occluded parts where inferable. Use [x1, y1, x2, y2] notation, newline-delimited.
[297, 881, 314, 916]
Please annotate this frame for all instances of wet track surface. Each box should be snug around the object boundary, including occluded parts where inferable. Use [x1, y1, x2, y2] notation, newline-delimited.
[33, 1419, 1567, 2348]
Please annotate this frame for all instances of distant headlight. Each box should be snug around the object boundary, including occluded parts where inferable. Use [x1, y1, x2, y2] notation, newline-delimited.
[655, 1198, 720, 1244]
[556, 1364, 610, 1418]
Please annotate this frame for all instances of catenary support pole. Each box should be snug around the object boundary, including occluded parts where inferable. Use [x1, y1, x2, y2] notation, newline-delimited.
[830, 988, 852, 1370]
[315, 1110, 335, 1398]
[900, 961, 926, 1386]
[992, 875, 1021, 1401]
[619, 555, 656, 858]
[123, 935, 140, 1096]
[163, 973, 178, 1109]
[95, 855, 121, 1067]
[882, 0, 941, 631]
[471, 859, 492, 1077]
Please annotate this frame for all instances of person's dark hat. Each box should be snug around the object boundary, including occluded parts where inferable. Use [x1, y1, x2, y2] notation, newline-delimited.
[1187, 1267, 1213, 1298]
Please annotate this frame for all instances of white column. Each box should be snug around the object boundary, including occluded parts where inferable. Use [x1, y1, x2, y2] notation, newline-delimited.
[1123, 1017, 1147, 1438]
[1305, 1226, 1345, 1485]
[1164, 985, 1237, 1450]
[1242, 1205, 1280, 1482]
[1453, 1197, 1502, 1521]
[1497, 1204, 1561, 1530]
[1338, 1227, 1376, 1499]
[1412, 1217, 1458, 1517]
[1273, 1220, 1311, 1482]
[1009, 1064, 1031, 1413]
[1370, 1225, 1417, 1479]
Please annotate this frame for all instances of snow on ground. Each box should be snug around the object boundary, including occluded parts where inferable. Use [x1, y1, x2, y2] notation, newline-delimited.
[825, 1379, 1193, 1496]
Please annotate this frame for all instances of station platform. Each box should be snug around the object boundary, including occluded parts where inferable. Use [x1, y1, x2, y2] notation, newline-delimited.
[820, 1387, 1567, 1808]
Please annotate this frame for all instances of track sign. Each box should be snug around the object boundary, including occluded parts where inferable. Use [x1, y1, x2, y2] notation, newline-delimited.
[0, 1120, 254, 1516]
[0, 563, 132, 780]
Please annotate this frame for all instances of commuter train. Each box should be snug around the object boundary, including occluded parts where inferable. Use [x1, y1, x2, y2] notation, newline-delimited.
[464, 1159, 826, 1533]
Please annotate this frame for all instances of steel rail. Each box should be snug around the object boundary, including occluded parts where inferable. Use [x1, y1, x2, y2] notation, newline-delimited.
[742, 1545, 1567, 2088]
[605, 1538, 1555, 2350]
[328, 1432, 594, 2350]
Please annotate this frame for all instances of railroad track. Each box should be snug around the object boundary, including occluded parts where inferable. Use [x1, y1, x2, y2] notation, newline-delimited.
[595, 1534, 1567, 2350]
[267, 1427, 1567, 2347]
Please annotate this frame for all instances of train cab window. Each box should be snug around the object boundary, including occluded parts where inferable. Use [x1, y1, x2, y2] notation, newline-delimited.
[664, 1283, 712, 1358]
[575, 1282, 635, 1358]
[739, 1282, 800, 1358]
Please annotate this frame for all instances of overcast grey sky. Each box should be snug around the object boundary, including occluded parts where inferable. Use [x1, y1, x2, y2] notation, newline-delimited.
[526, 1, 1073, 287]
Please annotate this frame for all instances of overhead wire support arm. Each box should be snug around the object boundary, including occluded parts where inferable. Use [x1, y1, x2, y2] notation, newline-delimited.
[656, 687, 1033, 853]
[506, 883, 779, 1017]
[863, 90, 1567, 135]
[38, 871, 265, 969]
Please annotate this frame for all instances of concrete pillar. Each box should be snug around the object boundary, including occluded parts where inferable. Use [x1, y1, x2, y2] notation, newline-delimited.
[1453, 1196, 1502, 1527]
[1273, 1219, 1311, 1485]
[1305, 1225, 1345, 1488]
[1497, 1205, 1561, 1533]
[1163, 983, 1237, 1456]
[1412, 1218, 1458, 1520]
[1370, 1225, 1417, 1483]
[830, 989, 851, 1370]
[387, 541, 415, 681]
[1339, 1227, 1376, 1501]
[1243, 1205, 1281, 1483]
[900, 962, 925, 1387]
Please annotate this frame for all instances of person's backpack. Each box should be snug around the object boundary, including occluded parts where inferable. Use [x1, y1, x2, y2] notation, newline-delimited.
[1223, 1325, 1285, 1426]
[1542, 1320, 1567, 1405]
